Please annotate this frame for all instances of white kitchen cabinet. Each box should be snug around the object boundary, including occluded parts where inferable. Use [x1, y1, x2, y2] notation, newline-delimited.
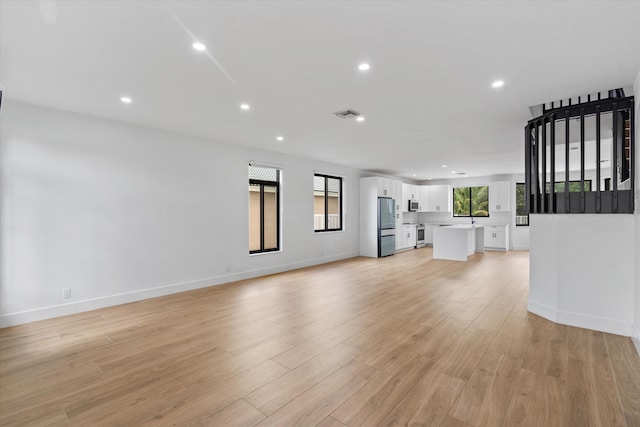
[484, 225, 509, 250]
[377, 178, 392, 197]
[401, 183, 419, 212]
[392, 181, 403, 249]
[418, 186, 430, 212]
[424, 185, 451, 212]
[489, 181, 511, 212]
[400, 224, 417, 249]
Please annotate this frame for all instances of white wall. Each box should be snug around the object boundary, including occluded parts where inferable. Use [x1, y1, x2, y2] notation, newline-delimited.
[0, 101, 360, 326]
[529, 214, 636, 336]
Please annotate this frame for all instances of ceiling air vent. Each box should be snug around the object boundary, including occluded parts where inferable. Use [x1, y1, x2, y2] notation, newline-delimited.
[333, 109, 360, 119]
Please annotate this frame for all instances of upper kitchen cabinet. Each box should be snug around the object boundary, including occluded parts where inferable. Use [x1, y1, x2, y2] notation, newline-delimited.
[391, 180, 402, 213]
[418, 186, 430, 211]
[423, 185, 451, 213]
[402, 183, 419, 212]
[489, 181, 511, 212]
[377, 177, 402, 201]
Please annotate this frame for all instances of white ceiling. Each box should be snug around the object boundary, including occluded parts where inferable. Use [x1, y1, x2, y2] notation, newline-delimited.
[1, 1, 639, 181]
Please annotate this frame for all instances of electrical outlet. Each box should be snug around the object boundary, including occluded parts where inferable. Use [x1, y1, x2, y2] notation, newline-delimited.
[63, 288, 71, 299]
[225, 265, 230, 272]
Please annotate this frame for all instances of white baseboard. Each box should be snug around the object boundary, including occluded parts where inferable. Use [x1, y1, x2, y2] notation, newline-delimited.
[0, 251, 359, 328]
[632, 325, 640, 356]
[528, 299, 633, 337]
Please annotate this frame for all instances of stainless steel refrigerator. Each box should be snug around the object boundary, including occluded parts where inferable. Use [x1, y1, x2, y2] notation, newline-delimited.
[378, 197, 396, 257]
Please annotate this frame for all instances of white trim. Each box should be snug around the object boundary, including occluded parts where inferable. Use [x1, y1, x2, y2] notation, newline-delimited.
[528, 299, 633, 337]
[632, 325, 640, 356]
[0, 251, 359, 328]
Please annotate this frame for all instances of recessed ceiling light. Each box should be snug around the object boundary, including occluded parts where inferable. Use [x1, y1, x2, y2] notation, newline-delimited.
[358, 63, 370, 71]
[427, 177, 432, 180]
[192, 42, 206, 51]
[120, 96, 132, 104]
[412, 174, 417, 177]
[356, 116, 365, 122]
[451, 170, 456, 174]
[442, 165, 447, 168]
[276, 136, 284, 142]
[240, 103, 250, 110]
[492, 80, 505, 88]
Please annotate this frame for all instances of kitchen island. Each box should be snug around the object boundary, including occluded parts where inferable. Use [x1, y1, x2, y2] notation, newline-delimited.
[433, 225, 484, 261]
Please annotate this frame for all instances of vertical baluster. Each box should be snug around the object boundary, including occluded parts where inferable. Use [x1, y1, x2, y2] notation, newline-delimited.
[612, 102, 618, 212]
[541, 119, 547, 213]
[550, 114, 556, 213]
[565, 111, 570, 212]
[596, 106, 601, 213]
[533, 125, 539, 213]
[525, 125, 531, 214]
[580, 108, 585, 213]
[630, 103, 636, 212]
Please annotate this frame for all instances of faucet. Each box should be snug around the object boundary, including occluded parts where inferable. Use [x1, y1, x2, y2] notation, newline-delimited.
[471, 217, 475, 225]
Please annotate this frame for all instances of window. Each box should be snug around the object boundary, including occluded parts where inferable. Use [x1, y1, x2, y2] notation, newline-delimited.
[515, 183, 529, 226]
[453, 186, 489, 217]
[314, 174, 342, 232]
[249, 165, 280, 253]
[544, 180, 592, 193]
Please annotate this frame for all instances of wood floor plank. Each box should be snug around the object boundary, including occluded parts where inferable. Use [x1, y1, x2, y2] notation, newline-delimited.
[380, 368, 466, 426]
[521, 316, 568, 381]
[413, 315, 471, 360]
[137, 360, 288, 426]
[317, 415, 347, 427]
[432, 327, 494, 380]
[447, 351, 522, 426]
[503, 369, 565, 427]
[245, 343, 359, 415]
[270, 323, 363, 369]
[564, 357, 626, 427]
[487, 315, 534, 359]
[183, 399, 266, 427]
[331, 352, 433, 426]
[356, 322, 431, 370]
[470, 304, 511, 332]
[254, 360, 377, 427]
[606, 343, 640, 427]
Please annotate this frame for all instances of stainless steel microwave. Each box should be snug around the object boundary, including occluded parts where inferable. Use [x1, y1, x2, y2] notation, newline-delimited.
[408, 199, 419, 211]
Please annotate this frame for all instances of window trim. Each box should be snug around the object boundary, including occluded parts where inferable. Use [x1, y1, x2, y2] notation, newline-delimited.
[249, 171, 281, 254]
[314, 173, 343, 233]
[452, 186, 490, 218]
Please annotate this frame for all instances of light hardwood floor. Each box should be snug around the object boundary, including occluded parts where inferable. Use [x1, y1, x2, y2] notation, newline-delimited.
[1, 248, 640, 426]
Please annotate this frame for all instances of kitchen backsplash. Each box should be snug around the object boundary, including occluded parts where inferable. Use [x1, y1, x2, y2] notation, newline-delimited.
[401, 211, 511, 226]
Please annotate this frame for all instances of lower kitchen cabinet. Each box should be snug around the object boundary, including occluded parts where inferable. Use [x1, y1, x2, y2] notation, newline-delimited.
[400, 224, 417, 249]
[484, 225, 509, 251]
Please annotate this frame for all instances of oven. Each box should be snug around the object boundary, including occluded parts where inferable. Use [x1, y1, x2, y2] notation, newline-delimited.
[416, 224, 425, 248]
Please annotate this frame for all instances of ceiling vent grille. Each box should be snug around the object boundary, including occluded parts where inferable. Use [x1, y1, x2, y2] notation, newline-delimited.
[333, 109, 360, 119]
